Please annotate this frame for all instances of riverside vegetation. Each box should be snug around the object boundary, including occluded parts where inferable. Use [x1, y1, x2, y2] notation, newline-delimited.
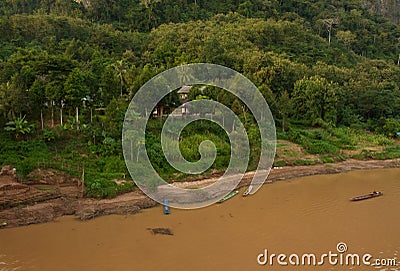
[0, 0, 399, 198]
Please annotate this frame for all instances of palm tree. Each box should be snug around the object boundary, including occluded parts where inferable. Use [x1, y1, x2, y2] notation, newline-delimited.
[112, 60, 127, 97]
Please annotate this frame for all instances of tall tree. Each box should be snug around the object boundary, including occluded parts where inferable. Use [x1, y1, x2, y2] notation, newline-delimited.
[276, 90, 291, 132]
[336, 30, 356, 51]
[292, 76, 337, 122]
[112, 59, 127, 98]
[318, 18, 339, 45]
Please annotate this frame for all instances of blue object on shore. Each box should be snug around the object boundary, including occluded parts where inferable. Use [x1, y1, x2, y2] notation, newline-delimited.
[396, 132, 400, 136]
[163, 199, 170, 215]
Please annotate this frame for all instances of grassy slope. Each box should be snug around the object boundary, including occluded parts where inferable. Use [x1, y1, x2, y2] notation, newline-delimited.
[275, 127, 400, 166]
[1, 126, 400, 193]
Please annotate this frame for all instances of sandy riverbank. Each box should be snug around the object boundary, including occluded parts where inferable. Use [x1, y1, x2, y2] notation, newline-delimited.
[1, 158, 400, 228]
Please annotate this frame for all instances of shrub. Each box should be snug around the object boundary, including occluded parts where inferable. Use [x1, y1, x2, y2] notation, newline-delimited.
[85, 178, 118, 199]
[41, 127, 55, 142]
[304, 140, 339, 155]
[312, 118, 331, 129]
[309, 129, 328, 140]
[116, 182, 135, 194]
[352, 149, 376, 160]
[321, 157, 335, 163]
[287, 129, 302, 143]
[0, 139, 48, 177]
[370, 134, 393, 146]
[294, 159, 317, 166]
[380, 118, 400, 137]
[273, 160, 286, 167]
[103, 156, 126, 173]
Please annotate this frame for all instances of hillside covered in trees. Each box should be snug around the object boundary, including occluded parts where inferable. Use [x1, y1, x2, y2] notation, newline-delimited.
[0, 0, 399, 197]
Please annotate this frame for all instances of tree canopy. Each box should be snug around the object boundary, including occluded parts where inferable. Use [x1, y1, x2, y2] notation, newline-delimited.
[0, 0, 399, 133]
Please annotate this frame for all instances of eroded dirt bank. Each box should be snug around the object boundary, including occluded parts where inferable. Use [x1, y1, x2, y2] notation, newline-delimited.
[1, 158, 400, 228]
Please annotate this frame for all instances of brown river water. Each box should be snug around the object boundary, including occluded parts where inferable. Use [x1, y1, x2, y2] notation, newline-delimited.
[0, 168, 399, 271]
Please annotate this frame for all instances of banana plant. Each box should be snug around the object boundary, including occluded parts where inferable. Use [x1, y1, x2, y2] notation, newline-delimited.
[4, 116, 35, 140]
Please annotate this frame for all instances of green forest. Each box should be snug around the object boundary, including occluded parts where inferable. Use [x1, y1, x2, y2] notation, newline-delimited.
[0, 0, 399, 198]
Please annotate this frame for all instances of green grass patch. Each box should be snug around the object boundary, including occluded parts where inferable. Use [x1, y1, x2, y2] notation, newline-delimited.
[320, 157, 335, 163]
[293, 159, 319, 166]
[273, 160, 287, 167]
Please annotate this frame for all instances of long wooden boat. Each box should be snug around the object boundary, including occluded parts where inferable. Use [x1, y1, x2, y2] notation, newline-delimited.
[350, 191, 383, 201]
[217, 190, 239, 203]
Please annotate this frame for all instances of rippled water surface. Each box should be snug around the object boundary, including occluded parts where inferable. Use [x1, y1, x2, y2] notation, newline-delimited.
[0, 168, 399, 271]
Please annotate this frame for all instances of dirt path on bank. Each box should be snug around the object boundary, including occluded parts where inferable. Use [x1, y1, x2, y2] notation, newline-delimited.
[1, 158, 400, 228]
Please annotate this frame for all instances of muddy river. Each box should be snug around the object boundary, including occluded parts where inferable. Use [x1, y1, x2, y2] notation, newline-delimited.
[0, 168, 399, 271]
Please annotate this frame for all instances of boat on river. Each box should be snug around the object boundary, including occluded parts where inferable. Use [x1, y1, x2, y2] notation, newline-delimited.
[350, 191, 383, 201]
[163, 199, 170, 214]
[243, 185, 253, 196]
[217, 190, 239, 203]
